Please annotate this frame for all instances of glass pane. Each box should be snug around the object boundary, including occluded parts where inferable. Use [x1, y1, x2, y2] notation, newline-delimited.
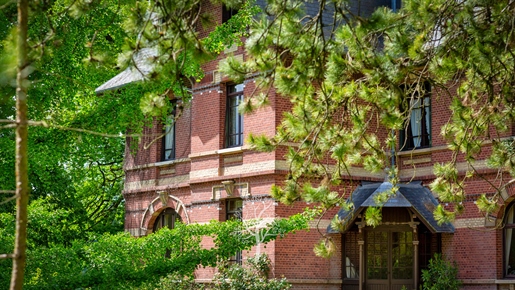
[226, 94, 243, 147]
[392, 231, 413, 279]
[228, 83, 244, 94]
[226, 199, 242, 220]
[154, 209, 180, 232]
[366, 231, 388, 280]
[163, 115, 175, 160]
[164, 125, 174, 148]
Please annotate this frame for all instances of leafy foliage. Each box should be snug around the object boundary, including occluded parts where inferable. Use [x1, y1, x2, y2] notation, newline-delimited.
[133, 254, 291, 290]
[421, 254, 461, 290]
[131, 273, 204, 290]
[313, 238, 336, 259]
[0, 0, 131, 239]
[213, 254, 291, 290]
[221, 0, 515, 228]
[0, 209, 313, 288]
[203, 0, 261, 54]
[1, 0, 265, 286]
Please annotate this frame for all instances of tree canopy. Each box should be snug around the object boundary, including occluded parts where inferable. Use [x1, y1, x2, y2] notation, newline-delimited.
[0, 0, 259, 287]
[219, 0, 515, 231]
[0, 0, 258, 244]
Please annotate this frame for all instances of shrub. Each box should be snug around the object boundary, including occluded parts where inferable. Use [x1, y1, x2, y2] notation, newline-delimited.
[212, 254, 291, 290]
[421, 253, 461, 290]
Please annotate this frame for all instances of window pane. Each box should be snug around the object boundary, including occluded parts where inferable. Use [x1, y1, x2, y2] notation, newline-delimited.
[163, 115, 175, 160]
[401, 83, 431, 150]
[227, 199, 242, 220]
[228, 83, 244, 94]
[226, 84, 244, 147]
[344, 231, 359, 279]
[153, 208, 181, 232]
[222, 5, 239, 24]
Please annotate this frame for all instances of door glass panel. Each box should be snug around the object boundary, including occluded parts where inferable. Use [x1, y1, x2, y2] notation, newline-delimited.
[367, 231, 388, 279]
[392, 231, 413, 279]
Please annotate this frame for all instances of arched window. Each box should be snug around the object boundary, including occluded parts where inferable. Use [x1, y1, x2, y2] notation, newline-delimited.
[153, 208, 181, 232]
[505, 204, 515, 277]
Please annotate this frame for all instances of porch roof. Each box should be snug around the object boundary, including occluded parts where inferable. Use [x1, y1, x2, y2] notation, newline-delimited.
[327, 181, 455, 234]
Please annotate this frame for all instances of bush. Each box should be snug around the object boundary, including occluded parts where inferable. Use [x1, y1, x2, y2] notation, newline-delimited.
[212, 254, 291, 290]
[421, 253, 461, 290]
[132, 273, 203, 290]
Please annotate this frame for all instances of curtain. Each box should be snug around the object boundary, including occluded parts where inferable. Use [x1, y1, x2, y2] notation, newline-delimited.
[346, 256, 358, 278]
[410, 98, 422, 147]
[424, 97, 430, 139]
[164, 115, 174, 159]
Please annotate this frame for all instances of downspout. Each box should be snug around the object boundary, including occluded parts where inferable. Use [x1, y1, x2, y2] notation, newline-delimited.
[390, 129, 396, 181]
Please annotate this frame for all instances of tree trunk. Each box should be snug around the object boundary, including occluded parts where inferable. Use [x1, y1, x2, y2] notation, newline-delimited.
[10, 0, 29, 288]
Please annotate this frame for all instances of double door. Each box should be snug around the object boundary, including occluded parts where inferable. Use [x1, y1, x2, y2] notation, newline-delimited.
[365, 227, 414, 290]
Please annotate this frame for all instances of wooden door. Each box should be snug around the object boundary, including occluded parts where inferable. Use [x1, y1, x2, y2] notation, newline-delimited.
[365, 227, 413, 290]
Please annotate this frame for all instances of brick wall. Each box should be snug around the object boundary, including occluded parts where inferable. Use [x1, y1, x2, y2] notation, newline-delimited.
[120, 1, 515, 289]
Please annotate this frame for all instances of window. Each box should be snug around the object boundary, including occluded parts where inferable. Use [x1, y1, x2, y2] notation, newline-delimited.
[343, 231, 359, 279]
[222, 4, 238, 23]
[162, 114, 175, 161]
[225, 84, 244, 148]
[400, 82, 431, 150]
[153, 207, 181, 232]
[226, 199, 243, 264]
[226, 199, 242, 220]
[506, 204, 515, 277]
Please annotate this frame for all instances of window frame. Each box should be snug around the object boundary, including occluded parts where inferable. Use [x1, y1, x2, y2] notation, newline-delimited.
[400, 82, 432, 150]
[225, 84, 244, 148]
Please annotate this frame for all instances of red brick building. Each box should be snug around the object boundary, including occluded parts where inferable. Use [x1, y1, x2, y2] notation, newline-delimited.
[96, 1, 515, 289]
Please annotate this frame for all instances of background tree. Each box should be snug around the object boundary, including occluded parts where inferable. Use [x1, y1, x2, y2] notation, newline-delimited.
[9, 0, 30, 288]
[0, 0, 261, 287]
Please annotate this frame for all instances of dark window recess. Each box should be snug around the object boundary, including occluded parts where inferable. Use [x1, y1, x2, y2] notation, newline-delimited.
[226, 199, 243, 264]
[400, 82, 431, 150]
[222, 5, 238, 23]
[505, 203, 515, 277]
[225, 84, 244, 148]
[162, 114, 175, 161]
[153, 208, 181, 232]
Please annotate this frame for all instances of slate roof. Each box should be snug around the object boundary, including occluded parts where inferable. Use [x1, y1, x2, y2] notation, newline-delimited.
[95, 48, 157, 94]
[327, 181, 455, 234]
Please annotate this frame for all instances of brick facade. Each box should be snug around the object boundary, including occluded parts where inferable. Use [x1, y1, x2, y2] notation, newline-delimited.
[118, 1, 515, 289]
